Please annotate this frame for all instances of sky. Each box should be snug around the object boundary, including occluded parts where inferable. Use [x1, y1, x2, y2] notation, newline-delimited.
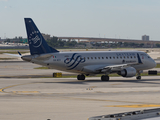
[0, 0, 160, 40]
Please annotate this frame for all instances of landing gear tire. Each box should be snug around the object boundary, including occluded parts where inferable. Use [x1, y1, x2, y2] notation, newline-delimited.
[101, 75, 109, 81]
[136, 76, 141, 80]
[136, 70, 142, 80]
[77, 74, 85, 80]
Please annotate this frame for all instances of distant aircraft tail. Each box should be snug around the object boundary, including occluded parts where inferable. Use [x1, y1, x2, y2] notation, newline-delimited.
[24, 18, 59, 55]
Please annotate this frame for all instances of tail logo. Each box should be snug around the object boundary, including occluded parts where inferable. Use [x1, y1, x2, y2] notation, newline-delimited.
[28, 31, 42, 48]
[64, 53, 85, 70]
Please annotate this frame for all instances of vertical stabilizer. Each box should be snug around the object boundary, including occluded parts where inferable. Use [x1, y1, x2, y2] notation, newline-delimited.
[24, 18, 59, 55]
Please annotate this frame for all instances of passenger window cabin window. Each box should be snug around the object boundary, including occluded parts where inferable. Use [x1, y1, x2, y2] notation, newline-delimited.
[131, 56, 132, 58]
[124, 56, 125, 59]
[127, 56, 129, 59]
[91, 57, 93, 59]
[106, 57, 108, 59]
[98, 57, 100, 59]
[117, 57, 118, 59]
[134, 56, 136, 58]
[120, 56, 122, 59]
[110, 57, 112, 59]
[87, 57, 89, 59]
[113, 57, 115, 59]
[95, 57, 97, 59]
[102, 57, 104, 59]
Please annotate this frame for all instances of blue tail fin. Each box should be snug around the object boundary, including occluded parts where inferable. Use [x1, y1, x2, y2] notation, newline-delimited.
[24, 18, 59, 55]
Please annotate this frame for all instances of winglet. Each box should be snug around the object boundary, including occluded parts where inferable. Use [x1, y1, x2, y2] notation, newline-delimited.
[18, 51, 22, 56]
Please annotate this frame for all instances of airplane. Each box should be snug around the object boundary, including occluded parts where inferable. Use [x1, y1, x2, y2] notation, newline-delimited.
[20, 18, 156, 81]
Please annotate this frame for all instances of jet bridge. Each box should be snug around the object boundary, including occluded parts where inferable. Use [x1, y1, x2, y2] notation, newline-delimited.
[88, 108, 160, 120]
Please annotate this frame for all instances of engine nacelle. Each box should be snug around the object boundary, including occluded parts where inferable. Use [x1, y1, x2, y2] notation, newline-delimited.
[120, 67, 136, 77]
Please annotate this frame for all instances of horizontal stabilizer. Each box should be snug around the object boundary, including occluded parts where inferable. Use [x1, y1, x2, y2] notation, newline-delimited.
[3, 53, 21, 57]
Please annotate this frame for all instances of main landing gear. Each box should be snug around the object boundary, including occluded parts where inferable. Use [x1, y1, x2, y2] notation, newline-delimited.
[136, 76, 141, 80]
[136, 71, 141, 80]
[101, 75, 109, 81]
[77, 74, 109, 81]
[77, 74, 85, 80]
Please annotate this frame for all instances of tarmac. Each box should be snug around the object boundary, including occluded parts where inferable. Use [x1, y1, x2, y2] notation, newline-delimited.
[0, 61, 74, 77]
[0, 61, 160, 120]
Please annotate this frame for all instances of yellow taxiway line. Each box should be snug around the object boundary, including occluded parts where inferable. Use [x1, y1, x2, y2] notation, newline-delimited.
[0, 83, 39, 94]
[107, 104, 160, 108]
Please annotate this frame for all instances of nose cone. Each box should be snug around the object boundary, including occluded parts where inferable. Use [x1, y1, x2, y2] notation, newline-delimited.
[150, 59, 157, 68]
[153, 60, 157, 68]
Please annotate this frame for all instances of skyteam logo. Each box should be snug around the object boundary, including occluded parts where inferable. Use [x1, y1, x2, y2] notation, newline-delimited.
[64, 53, 85, 70]
[28, 31, 42, 48]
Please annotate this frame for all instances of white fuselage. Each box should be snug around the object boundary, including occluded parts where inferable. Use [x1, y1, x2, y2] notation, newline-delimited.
[30, 51, 156, 74]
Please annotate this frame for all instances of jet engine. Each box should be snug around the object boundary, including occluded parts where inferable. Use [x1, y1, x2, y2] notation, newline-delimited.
[119, 67, 136, 77]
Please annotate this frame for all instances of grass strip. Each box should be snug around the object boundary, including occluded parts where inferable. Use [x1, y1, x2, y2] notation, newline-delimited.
[57, 73, 160, 78]
[34, 67, 49, 69]
[155, 64, 160, 68]
[35, 63, 160, 69]
[0, 52, 29, 54]
[0, 58, 16, 60]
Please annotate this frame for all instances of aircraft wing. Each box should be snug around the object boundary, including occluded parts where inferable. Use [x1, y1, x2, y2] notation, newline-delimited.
[97, 53, 143, 73]
[97, 62, 141, 73]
